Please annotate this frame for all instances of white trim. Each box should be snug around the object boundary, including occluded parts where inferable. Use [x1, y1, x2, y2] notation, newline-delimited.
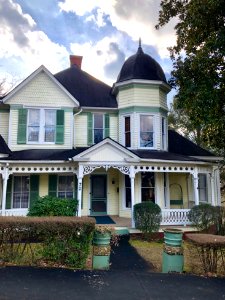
[191, 156, 223, 161]
[3, 65, 80, 107]
[81, 107, 118, 111]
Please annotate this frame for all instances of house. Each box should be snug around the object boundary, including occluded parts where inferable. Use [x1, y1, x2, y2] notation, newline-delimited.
[0, 43, 222, 227]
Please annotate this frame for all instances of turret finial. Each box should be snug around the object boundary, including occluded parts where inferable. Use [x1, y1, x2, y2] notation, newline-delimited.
[139, 37, 142, 48]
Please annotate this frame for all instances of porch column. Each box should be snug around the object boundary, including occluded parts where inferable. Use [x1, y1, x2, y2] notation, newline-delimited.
[130, 166, 135, 228]
[77, 165, 84, 217]
[2, 166, 9, 216]
[192, 168, 199, 206]
[210, 172, 215, 206]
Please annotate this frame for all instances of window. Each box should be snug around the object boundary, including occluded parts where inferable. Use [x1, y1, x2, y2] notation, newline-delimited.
[13, 176, 29, 208]
[140, 115, 154, 148]
[125, 175, 131, 208]
[141, 172, 155, 202]
[124, 116, 131, 147]
[198, 174, 208, 202]
[58, 176, 74, 199]
[162, 117, 166, 150]
[27, 108, 56, 143]
[93, 114, 104, 144]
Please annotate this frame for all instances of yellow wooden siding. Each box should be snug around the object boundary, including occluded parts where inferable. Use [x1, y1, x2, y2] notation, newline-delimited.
[39, 174, 48, 197]
[117, 88, 134, 109]
[109, 115, 118, 141]
[169, 173, 189, 208]
[107, 169, 119, 215]
[9, 110, 73, 150]
[0, 112, 9, 143]
[159, 89, 168, 110]
[6, 71, 76, 108]
[74, 114, 87, 147]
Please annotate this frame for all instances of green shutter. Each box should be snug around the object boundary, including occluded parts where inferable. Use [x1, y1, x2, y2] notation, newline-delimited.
[6, 176, 12, 209]
[87, 112, 93, 145]
[104, 114, 110, 138]
[74, 176, 78, 200]
[48, 175, 57, 197]
[56, 110, 64, 144]
[17, 108, 27, 144]
[30, 175, 39, 208]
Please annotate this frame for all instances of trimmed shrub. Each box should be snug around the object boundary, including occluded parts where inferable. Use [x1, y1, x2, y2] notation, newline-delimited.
[133, 202, 162, 236]
[188, 204, 215, 232]
[27, 195, 78, 216]
[0, 216, 96, 268]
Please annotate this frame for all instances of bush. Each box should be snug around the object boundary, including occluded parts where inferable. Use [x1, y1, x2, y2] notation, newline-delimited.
[27, 196, 78, 216]
[133, 202, 162, 236]
[213, 206, 225, 236]
[0, 216, 96, 268]
[188, 204, 215, 232]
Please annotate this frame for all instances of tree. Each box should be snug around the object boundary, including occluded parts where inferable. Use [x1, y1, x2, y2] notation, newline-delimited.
[156, 0, 225, 157]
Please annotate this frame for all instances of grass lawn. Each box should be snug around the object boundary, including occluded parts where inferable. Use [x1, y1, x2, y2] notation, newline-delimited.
[129, 237, 225, 277]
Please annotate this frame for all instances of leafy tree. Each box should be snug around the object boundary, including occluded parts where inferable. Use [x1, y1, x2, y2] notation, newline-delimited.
[156, 0, 225, 157]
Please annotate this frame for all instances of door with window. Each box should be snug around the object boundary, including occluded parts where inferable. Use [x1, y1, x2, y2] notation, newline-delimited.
[90, 175, 107, 215]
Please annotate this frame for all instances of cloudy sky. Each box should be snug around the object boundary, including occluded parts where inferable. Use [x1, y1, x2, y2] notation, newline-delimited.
[0, 0, 177, 102]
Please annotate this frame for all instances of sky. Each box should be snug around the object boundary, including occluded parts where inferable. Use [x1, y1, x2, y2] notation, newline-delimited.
[0, 0, 177, 104]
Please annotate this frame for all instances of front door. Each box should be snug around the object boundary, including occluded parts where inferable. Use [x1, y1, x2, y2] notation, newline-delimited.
[90, 175, 107, 215]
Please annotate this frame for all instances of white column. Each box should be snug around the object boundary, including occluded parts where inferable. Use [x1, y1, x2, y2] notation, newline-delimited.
[215, 168, 221, 205]
[130, 166, 135, 228]
[2, 167, 9, 216]
[77, 165, 84, 217]
[210, 172, 215, 206]
[192, 168, 199, 205]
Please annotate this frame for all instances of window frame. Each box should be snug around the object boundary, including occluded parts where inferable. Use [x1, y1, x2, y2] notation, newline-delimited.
[12, 175, 30, 209]
[93, 113, 104, 144]
[26, 108, 56, 144]
[57, 175, 74, 199]
[139, 114, 155, 149]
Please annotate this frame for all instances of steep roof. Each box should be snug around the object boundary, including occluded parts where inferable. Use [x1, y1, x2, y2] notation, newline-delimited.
[0, 135, 12, 155]
[117, 46, 167, 84]
[168, 130, 214, 157]
[55, 65, 117, 108]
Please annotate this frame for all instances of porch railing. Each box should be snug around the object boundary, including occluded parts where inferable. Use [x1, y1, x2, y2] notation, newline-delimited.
[0, 209, 28, 217]
[161, 209, 191, 226]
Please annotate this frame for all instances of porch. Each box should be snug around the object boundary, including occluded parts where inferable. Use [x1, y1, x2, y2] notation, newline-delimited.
[0, 208, 192, 227]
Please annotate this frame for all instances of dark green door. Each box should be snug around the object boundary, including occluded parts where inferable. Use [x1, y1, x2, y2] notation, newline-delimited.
[90, 175, 107, 215]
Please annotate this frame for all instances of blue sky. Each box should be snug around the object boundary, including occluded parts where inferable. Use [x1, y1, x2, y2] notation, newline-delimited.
[0, 0, 177, 104]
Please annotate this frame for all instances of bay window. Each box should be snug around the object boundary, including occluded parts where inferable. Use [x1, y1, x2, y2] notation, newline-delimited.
[124, 116, 131, 147]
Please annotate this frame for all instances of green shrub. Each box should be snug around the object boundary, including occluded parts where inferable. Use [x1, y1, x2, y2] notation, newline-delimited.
[133, 202, 162, 236]
[27, 195, 78, 216]
[213, 206, 225, 236]
[188, 204, 215, 232]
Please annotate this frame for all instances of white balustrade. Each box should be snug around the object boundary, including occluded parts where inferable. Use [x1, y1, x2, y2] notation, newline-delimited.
[161, 209, 191, 226]
[0, 209, 28, 217]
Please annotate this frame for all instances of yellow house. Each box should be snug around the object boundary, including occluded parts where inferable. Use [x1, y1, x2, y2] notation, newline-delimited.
[0, 44, 222, 227]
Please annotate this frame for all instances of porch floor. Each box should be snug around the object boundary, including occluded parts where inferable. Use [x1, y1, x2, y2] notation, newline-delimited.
[109, 216, 197, 234]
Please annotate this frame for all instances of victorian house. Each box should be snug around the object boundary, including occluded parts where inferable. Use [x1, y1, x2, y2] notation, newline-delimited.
[0, 44, 221, 227]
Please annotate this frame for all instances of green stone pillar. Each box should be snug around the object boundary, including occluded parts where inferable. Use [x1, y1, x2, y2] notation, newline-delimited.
[92, 231, 111, 270]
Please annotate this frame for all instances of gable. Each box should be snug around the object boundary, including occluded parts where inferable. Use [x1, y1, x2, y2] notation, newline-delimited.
[4, 67, 79, 108]
[73, 138, 140, 162]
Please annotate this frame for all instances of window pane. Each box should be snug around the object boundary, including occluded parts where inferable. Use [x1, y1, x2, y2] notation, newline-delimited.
[94, 114, 103, 128]
[58, 176, 73, 199]
[28, 109, 40, 142]
[45, 110, 56, 142]
[199, 174, 207, 202]
[125, 116, 131, 147]
[125, 117, 130, 131]
[140, 115, 153, 147]
[94, 129, 103, 143]
[29, 109, 40, 126]
[141, 173, 155, 203]
[125, 175, 131, 208]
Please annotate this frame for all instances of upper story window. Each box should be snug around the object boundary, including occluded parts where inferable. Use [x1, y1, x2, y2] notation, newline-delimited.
[198, 174, 208, 203]
[162, 117, 166, 150]
[140, 115, 154, 148]
[28, 108, 56, 143]
[124, 116, 131, 147]
[93, 114, 104, 144]
[17, 108, 64, 145]
[87, 113, 110, 145]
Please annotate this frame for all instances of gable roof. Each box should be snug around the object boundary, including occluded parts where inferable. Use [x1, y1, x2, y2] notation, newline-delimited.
[0, 135, 12, 155]
[3, 65, 79, 106]
[168, 130, 214, 157]
[54, 65, 117, 108]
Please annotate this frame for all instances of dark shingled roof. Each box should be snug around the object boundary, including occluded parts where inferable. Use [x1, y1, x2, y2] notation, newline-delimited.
[168, 130, 214, 157]
[117, 46, 167, 84]
[0, 135, 12, 155]
[54, 65, 117, 108]
[5, 148, 87, 161]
